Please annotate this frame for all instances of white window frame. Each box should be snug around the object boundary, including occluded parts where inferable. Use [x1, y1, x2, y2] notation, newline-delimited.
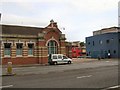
[28, 43, 34, 56]
[15, 42, 24, 57]
[26, 41, 35, 57]
[48, 40, 58, 54]
[3, 41, 13, 57]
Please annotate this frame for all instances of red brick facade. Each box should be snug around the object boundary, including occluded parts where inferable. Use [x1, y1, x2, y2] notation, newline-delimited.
[1, 20, 72, 65]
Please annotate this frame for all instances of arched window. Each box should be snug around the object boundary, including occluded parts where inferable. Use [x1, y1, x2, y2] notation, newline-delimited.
[48, 40, 58, 54]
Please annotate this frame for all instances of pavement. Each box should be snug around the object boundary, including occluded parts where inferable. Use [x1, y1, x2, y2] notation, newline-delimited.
[1, 58, 98, 68]
[0, 58, 118, 76]
[1, 58, 111, 67]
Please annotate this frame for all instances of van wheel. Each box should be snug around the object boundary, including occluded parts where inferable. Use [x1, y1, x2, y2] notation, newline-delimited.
[54, 62, 57, 65]
[68, 61, 71, 64]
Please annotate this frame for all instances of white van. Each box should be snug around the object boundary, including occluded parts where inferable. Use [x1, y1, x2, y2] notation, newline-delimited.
[48, 54, 72, 65]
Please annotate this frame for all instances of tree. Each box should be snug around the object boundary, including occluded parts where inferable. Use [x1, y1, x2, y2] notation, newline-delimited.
[80, 42, 85, 47]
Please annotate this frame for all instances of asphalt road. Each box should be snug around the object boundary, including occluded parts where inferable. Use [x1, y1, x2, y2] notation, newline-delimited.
[2, 59, 118, 75]
[2, 61, 119, 89]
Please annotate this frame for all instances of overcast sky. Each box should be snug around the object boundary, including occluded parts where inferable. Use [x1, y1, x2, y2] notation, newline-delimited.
[0, 0, 119, 42]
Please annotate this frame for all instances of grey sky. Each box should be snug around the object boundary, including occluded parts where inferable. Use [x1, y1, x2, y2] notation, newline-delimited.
[0, 0, 119, 42]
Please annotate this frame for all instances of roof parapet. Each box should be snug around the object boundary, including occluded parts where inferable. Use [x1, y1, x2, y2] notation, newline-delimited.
[93, 27, 120, 36]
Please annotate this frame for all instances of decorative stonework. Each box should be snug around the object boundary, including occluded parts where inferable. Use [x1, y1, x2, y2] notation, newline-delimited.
[46, 36, 60, 46]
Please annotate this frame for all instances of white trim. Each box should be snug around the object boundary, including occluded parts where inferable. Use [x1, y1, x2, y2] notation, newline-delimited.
[28, 49, 34, 56]
[28, 54, 34, 56]
[16, 55, 22, 57]
[4, 55, 11, 57]
[26, 41, 36, 46]
[15, 41, 24, 46]
[3, 42, 12, 57]
[46, 37, 59, 46]
[2, 41, 13, 46]
[16, 42, 23, 56]
[27, 42, 35, 56]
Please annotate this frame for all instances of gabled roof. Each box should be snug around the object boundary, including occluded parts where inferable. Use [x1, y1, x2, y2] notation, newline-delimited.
[45, 20, 62, 33]
[1, 24, 43, 35]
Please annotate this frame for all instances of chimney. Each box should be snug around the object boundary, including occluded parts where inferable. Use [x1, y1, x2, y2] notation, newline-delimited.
[47, 19, 58, 28]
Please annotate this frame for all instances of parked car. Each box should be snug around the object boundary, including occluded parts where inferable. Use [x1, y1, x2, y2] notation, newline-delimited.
[48, 54, 72, 65]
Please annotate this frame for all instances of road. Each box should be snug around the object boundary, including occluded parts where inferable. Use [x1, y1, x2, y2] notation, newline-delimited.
[2, 59, 119, 89]
[2, 59, 118, 75]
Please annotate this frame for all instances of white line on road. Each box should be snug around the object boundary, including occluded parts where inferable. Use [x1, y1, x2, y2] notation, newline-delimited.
[102, 85, 120, 90]
[109, 85, 120, 88]
[0, 85, 13, 88]
[76, 75, 92, 79]
[107, 85, 120, 89]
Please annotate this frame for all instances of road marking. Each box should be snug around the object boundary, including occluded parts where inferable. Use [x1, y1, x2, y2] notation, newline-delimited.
[0, 85, 13, 88]
[106, 61, 110, 62]
[109, 85, 120, 88]
[107, 85, 120, 89]
[77, 75, 92, 79]
[102, 85, 120, 90]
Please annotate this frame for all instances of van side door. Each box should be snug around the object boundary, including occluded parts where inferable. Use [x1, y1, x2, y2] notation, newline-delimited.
[52, 55, 57, 62]
[57, 55, 63, 62]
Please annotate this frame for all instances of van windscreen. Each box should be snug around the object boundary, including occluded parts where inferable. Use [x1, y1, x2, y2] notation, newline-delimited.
[63, 56, 68, 59]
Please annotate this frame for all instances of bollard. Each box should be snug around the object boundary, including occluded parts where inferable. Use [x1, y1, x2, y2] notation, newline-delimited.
[7, 62, 13, 75]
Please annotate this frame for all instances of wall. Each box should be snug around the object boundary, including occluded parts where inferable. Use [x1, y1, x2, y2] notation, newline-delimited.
[86, 32, 120, 58]
[1, 21, 68, 65]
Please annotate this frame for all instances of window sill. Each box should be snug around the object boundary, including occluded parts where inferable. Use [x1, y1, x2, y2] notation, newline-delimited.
[4, 55, 11, 57]
[28, 55, 34, 57]
[16, 55, 23, 57]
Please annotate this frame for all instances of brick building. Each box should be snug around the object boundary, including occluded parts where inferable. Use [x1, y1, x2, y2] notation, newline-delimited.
[71, 41, 86, 58]
[0, 20, 72, 65]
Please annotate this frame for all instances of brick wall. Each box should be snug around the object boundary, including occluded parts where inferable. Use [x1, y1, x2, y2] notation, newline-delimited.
[1, 21, 69, 65]
[2, 57, 38, 65]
